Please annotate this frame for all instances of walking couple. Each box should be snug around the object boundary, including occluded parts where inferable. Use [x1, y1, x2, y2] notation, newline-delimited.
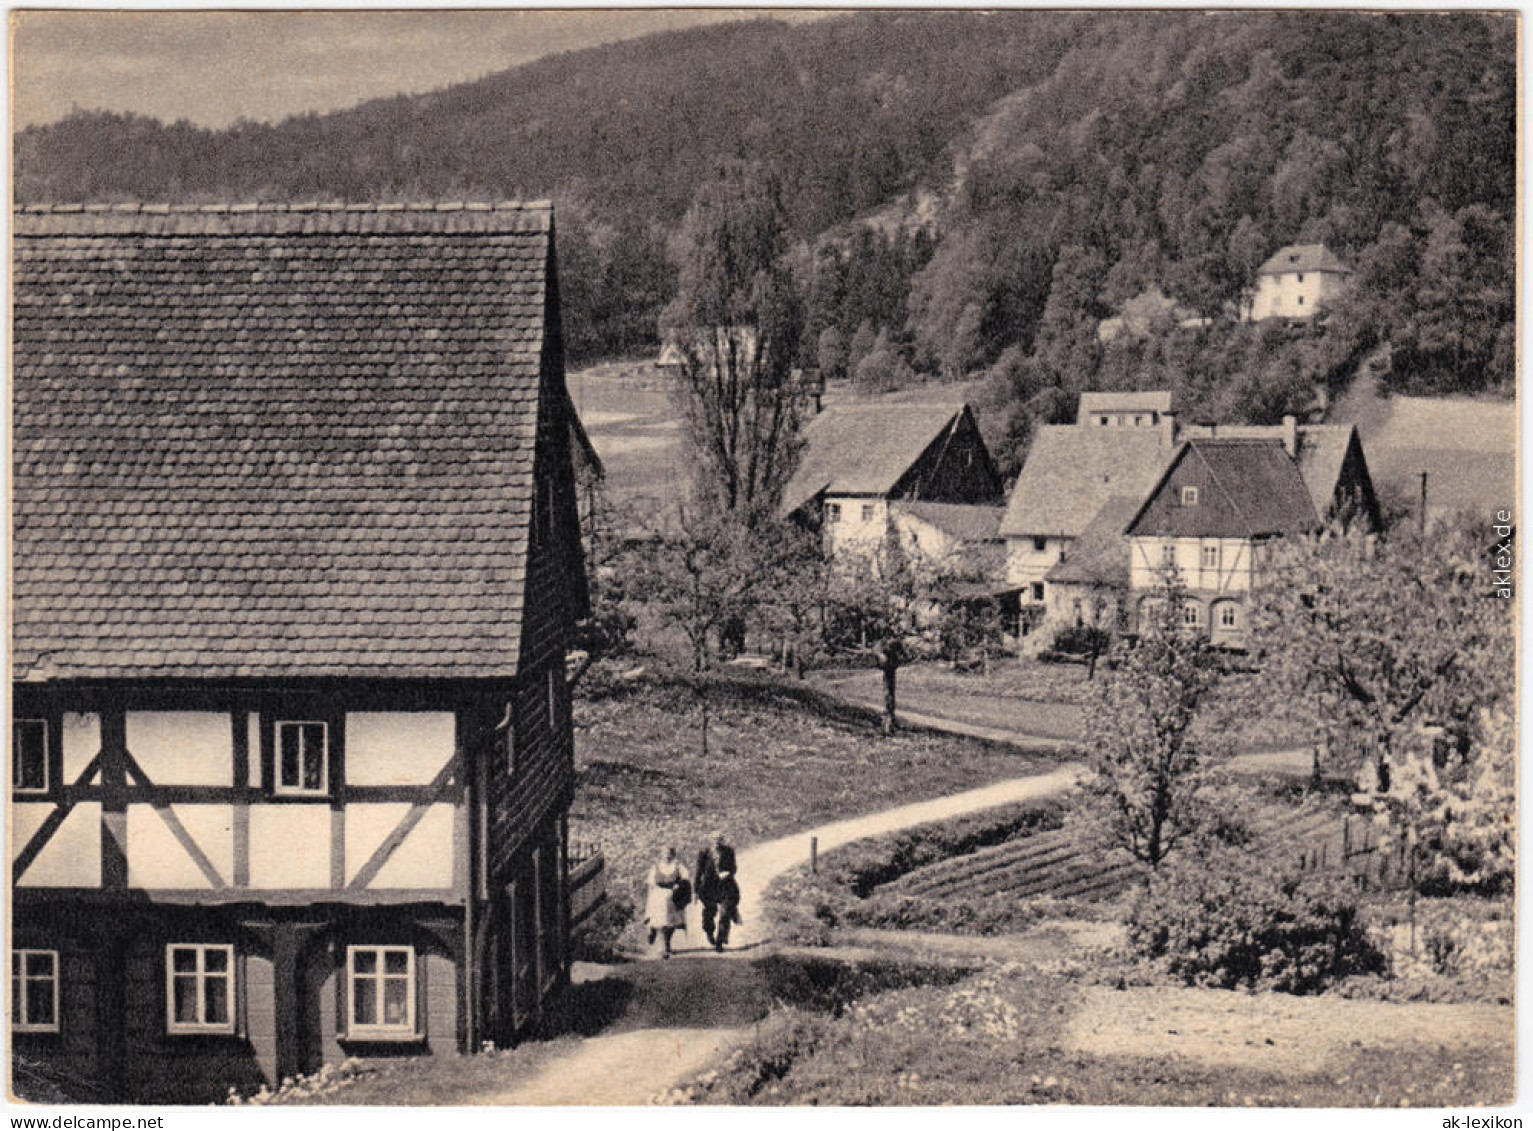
[644, 830, 741, 958]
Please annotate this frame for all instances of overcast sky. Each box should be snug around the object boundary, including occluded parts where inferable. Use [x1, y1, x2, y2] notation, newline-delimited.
[10, 9, 823, 130]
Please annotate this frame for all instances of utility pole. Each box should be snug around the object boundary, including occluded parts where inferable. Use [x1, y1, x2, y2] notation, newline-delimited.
[1418, 471, 1429, 536]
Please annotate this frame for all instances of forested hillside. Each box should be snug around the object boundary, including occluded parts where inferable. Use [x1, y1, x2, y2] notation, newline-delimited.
[16, 11, 1514, 467]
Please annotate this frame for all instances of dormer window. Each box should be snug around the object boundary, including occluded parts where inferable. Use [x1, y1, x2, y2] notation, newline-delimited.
[1181, 486, 1199, 506]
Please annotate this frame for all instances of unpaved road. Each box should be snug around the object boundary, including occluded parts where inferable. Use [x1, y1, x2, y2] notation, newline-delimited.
[462, 765, 1085, 1105]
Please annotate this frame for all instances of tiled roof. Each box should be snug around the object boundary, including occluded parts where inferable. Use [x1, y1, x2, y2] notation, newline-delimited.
[1257, 243, 1351, 277]
[1126, 440, 1320, 539]
[1077, 390, 1174, 419]
[1179, 422, 1359, 517]
[13, 202, 557, 681]
[779, 402, 969, 517]
[998, 426, 1172, 538]
[1044, 495, 1142, 588]
[897, 501, 1004, 543]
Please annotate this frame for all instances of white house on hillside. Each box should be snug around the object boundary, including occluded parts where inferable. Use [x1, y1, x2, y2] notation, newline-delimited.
[1245, 243, 1352, 321]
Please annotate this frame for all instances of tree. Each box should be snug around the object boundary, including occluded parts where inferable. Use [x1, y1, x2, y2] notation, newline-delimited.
[821, 528, 958, 735]
[1246, 521, 1515, 906]
[1081, 577, 1224, 870]
[757, 520, 832, 678]
[627, 508, 764, 755]
[661, 161, 808, 521]
[1245, 521, 1514, 788]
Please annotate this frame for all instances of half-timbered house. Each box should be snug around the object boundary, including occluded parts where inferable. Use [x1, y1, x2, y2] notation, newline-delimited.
[11, 202, 588, 1101]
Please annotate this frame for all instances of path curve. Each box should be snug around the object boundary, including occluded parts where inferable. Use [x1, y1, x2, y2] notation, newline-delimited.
[469, 763, 1085, 1105]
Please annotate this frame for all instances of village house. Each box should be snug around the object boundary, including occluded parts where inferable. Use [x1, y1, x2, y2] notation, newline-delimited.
[11, 202, 591, 1102]
[1124, 438, 1324, 646]
[1244, 242, 1353, 321]
[778, 402, 1005, 561]
[999, 393, 1177, 618]
[1001, 391, 1379, 634]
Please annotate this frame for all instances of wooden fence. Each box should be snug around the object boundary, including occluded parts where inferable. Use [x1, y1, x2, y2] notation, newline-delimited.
[568, 840, 607, 935]
[1292, 812, 1411, 891]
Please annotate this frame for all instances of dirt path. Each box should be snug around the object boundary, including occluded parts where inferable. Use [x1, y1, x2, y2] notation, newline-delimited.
[1064, 985, 1513, 1074]
[811, 674, 1314, 778]
[464, 764, 1084, 1105]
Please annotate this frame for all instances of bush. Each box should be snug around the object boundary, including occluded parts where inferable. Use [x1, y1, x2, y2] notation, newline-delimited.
[571, 893, 637, 962]
[1050, 623, 1111, 657]
[1127, 850, 1384, 994]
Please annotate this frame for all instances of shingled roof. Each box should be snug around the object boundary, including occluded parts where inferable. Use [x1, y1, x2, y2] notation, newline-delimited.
[998, 426, 1173, 538]
[1178, 422, 1363, 518]
[779, 402, 971, 517]
[13, 201, 562, 681]
[1125, 439, 1320, 539]
[1044, 495, 1143, 588]
[897, 501, 1004, 543]
[1257, 243, 1351, 277]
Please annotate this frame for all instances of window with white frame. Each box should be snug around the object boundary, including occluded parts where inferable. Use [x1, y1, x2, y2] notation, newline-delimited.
[13, 719, 48, 794]
[347, 946, 415, 1038]
[1182, 602, 1202, 627]
[1201, 543, 1220, 570]
[1161, 542, 1176, 567]
[826, 503, 841, 522]
[166, 944, 234, 1034]
[1181, 486, 1199, 506]
[861, 504, 875, 523]
[1219, 603, 1239, 629]
[12, 949, 59, 1033]
[275, 721, 327, 795]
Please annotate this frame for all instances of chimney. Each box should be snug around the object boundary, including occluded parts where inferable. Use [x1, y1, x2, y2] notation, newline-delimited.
[1161, 411, 1178, 448]
[1281, 414, 1298, 459]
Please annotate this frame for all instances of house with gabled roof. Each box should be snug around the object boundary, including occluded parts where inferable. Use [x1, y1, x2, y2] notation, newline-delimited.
[998, 423, 1176, 614]
[11, 202, 589, 1101]
[1001, 391, 1378, 634]
[1245, 242, 1352, 321]
[778, 402, 1004, 559]
[1124, 438, 1322, 646]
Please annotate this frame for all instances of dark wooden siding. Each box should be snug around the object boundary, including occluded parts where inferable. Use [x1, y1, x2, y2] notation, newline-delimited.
[485, 267, 583, 884]
[891, 407, 1004, 505]
[1332, 432, 1382, 529]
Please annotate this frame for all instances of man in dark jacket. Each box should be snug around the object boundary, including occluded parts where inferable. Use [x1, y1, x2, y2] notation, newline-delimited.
[695, 830, 740, 951]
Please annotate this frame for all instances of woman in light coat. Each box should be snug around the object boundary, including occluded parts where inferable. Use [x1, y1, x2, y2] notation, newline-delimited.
[644, 845, 691, 958]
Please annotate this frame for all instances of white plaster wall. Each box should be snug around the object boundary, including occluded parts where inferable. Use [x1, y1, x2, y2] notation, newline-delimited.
[346, 713, 455, 786]
[125, 711, 233, 786]
[889, 513, 961, 564]
[12, 802, 101, 887]
[1132, 537, 1261, 593]
[345, 803, 454, 889]
[1005, 536, 1067, 593]
[1250, 271, 1347, 320]
[249, 806, 331, 888]
[825, 497, 889, 556]
[126, 804, 234, 889]
[62, 713, 100, 783]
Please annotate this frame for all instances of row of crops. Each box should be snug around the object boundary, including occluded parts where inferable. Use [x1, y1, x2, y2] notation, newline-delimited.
[884, 804, 1363, 904]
